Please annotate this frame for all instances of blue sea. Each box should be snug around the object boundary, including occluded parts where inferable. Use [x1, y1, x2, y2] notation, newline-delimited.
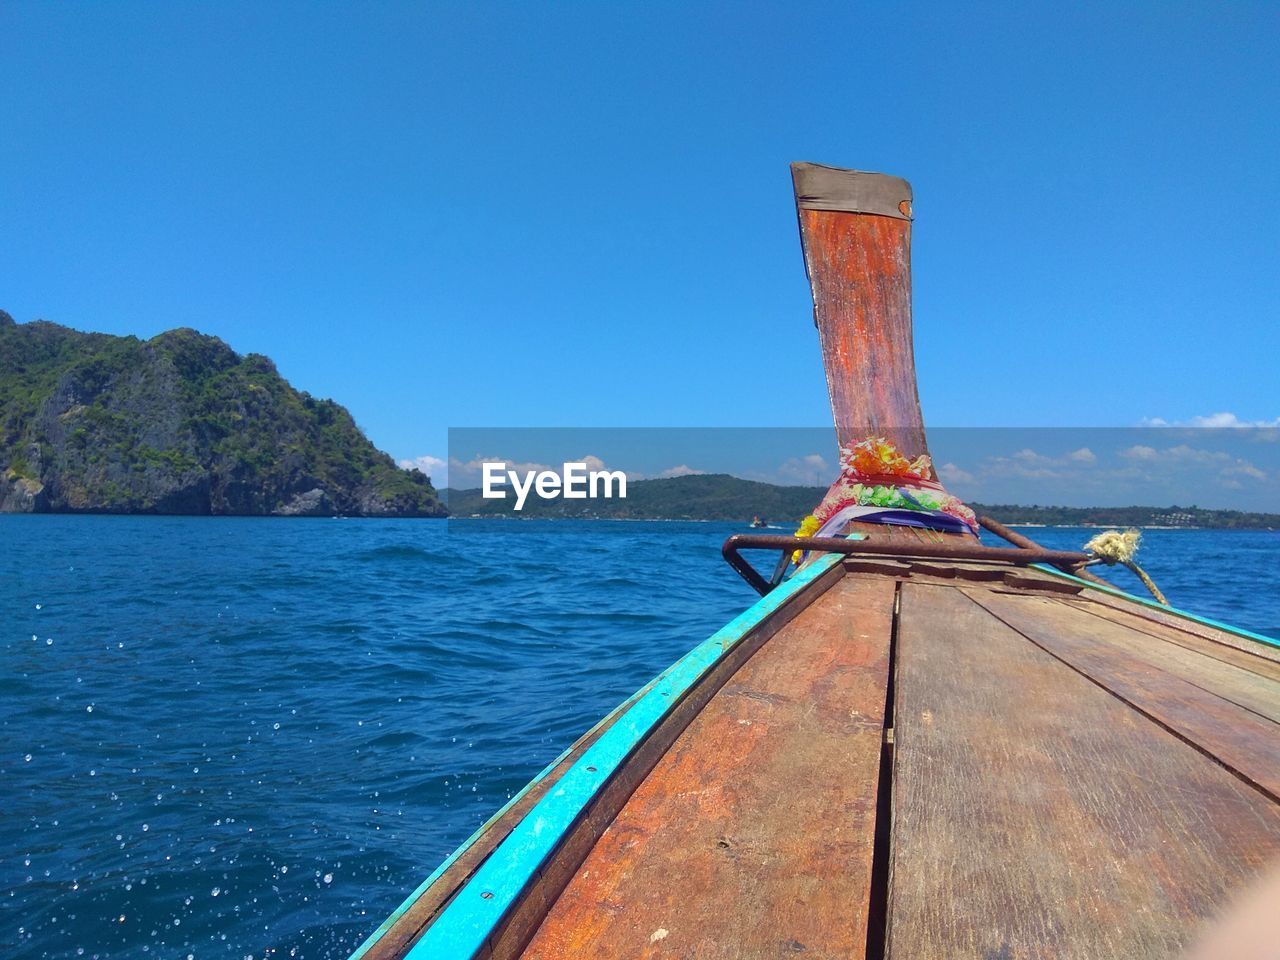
[3, 517, 1278, 959]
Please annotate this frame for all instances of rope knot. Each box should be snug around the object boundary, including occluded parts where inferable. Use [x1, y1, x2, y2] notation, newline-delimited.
[1082, 527, 1169, 606]
[1084, 528, 1142, 565]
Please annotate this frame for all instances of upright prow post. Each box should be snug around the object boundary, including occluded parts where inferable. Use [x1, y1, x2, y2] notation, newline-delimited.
[791, 162, 930, 469]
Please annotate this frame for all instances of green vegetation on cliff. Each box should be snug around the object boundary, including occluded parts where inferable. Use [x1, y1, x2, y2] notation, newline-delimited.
[0, 311, 444, 516]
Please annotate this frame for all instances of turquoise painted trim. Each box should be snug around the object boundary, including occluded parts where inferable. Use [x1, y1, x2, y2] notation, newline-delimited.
[397, 551, 843, 960]
[1032, 564, 1280, 650]
[347, 680, 660, 960]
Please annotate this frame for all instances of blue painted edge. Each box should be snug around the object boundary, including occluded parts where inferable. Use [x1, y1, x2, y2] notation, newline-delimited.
[1031, 564, 1280, 650]
[366, 550, 844, 960]
[346, 678, 660, 960]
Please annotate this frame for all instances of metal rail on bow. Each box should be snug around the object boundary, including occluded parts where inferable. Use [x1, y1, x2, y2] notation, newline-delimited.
[722, 532, 1092, 596]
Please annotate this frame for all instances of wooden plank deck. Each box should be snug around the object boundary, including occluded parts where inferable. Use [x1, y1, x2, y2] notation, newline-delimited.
[512, 570, 1280, 959]
[970, 589, 1280, 799]
[1067, 594, 1280, 680]
[518, 576, 896, 959]
[890, 581, 1280, 960]
[365, 563, 1280, 960]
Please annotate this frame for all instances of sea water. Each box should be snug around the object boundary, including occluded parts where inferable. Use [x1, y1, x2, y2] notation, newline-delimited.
[2, 516, 1277, 958]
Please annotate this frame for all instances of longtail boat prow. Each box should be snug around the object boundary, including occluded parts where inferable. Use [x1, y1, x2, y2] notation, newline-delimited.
[352, 164, 1280, 959]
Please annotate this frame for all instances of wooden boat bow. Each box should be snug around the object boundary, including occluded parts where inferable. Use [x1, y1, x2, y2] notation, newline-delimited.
[350, 165, 1280, 960]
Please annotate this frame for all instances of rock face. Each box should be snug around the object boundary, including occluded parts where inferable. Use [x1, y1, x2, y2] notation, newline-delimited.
[0, 311, 445, 516]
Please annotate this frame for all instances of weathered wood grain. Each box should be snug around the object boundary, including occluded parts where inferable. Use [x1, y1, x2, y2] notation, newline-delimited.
[890, 582, 1280, 960]
[971, 589, 1280, 799]
[796, 207, 927, 460]
[518, 576, 896, 959]
[1044, 597, 1280, 722]
[1069, 595, 1280, 682]
[1079, 589, 1280, 667]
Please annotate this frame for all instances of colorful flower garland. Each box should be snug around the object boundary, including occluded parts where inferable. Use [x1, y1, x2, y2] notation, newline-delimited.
[792, 437, 978, 559]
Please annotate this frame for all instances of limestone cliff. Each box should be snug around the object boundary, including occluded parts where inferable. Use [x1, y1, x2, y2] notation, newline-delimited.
[0, 311, 444, 516]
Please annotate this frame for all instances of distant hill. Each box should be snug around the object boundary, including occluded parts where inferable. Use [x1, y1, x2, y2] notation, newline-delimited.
[443, 474, 1279, 529]
[0, 311, 444, 516]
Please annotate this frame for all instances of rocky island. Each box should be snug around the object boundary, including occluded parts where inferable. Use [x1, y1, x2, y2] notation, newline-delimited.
[0, 311, 445, 516]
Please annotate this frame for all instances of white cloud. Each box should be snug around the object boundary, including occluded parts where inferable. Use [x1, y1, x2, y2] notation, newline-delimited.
[445, 455, 552, 489]
[776, 454, 830, 486]
[1162, 445, 1231, 466]
[993, 447, 1099, 476]
[1119, 444, 1269, 486]
[938, 462, 976, 485]
[1187, 412, 1280, 428]
[1123, 444, 1230, 466]
[659, 464, 705, 478]
[1143, 412, 1280, 428]
[1223, 461, 1268, 481]
[1188, 413, 1251, 428]
[911, 436, 1276, 511]
[989, 449, 1063, 479]
[399, 454, 447, 485]
[1121, 445, 1159, 461]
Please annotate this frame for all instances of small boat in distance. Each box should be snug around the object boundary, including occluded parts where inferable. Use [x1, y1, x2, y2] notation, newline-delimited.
[749, 515, 767, 529]
[351, 163, 1280, 960]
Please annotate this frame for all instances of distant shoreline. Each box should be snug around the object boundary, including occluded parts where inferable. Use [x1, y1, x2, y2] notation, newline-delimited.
[443, 515, 1276, 531]
[440, 476, 1280, 530]
[3, 514, 1275, 532]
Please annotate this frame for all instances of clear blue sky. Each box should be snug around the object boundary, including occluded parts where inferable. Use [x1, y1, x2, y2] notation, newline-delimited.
[2, 2, 1277, 470]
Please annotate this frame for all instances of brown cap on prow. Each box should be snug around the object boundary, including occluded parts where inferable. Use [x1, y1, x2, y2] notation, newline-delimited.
[791, 162, 913, 220]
